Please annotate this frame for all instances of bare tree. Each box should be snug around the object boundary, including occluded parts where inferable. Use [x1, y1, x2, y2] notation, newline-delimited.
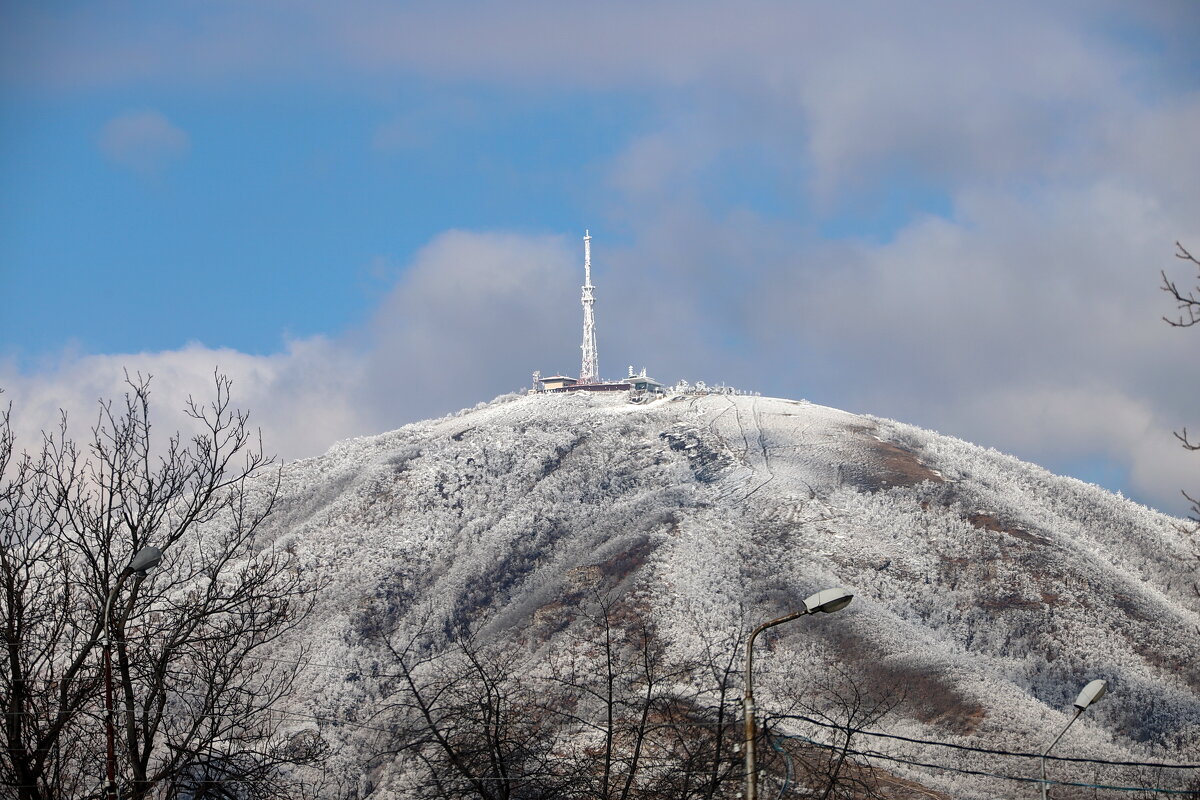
[1160, 241, 1200, 615]
[365, 616, 563, 800]
[641, 605, 745, 800]
[1160, 242, 1200, 330]
[0, 374, 322, 800]
[1160, 243, 1200, 509]
[767, 669, 903, 800]
[367, 581, 754, 800]
[543, 586, 699, 800]
[635, 633, 741, 800]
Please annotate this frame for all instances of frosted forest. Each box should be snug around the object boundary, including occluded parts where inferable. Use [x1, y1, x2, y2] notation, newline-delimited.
[3, 385, 1199, 799]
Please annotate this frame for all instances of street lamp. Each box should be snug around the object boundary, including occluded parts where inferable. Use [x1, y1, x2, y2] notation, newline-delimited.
[103, 546, 162, 800]
[744, 587, 854, 800]
[1040, 679, 1107, 800]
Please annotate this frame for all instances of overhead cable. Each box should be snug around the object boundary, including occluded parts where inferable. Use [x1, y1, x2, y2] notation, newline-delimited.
[772, 713, 1200, 770]
[771, 733, 1198, 796]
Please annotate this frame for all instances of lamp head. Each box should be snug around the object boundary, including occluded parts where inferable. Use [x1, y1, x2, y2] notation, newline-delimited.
[127, 546, 162, 576]
[803, 587, 854, 614]
[1073, 679, 1107, 711]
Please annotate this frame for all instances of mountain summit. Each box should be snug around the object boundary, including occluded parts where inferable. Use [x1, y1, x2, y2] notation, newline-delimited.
[263, 391, 1200, 798]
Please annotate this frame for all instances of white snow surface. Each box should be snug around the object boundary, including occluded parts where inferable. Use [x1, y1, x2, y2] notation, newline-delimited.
[252, 391, 1200, 798]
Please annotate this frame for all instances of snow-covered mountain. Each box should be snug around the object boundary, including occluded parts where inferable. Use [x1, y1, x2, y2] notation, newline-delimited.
[260, 391, 1200, 798]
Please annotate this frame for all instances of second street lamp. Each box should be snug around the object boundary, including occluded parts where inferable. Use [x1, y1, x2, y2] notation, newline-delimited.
[102, 546, 162, 800]
[743, 587, 854, 800]
[1040, 678, 1107, 800]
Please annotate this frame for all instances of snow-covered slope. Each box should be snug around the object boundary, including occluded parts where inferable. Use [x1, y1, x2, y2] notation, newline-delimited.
[260, 391, 1200, 797]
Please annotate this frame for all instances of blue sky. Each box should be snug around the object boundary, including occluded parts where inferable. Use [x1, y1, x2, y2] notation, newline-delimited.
[1, 83, 645, 355]
[2, 1, 1199, 515]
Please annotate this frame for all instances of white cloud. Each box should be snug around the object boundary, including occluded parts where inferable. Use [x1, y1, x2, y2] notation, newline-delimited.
[0, 341, 357, 467]
[7, 1, 1200, 516]
[723, 178, 1200, 514]
[371, 97, 480, 152]
[908, 383, 1198, 515]
[357, 229, 579, 423]
[4, 208, 1199, 516]
[0, 230, 578, 467]
[98, 110, 190, 173]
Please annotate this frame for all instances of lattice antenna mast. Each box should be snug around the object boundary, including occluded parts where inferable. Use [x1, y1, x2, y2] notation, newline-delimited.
[579, 230, 599, 384]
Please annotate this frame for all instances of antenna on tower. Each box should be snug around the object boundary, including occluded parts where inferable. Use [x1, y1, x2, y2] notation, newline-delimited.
[579, 230, 599, 384]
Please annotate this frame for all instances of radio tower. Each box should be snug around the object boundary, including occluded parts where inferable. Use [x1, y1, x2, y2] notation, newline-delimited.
[579, 230, 599, 384]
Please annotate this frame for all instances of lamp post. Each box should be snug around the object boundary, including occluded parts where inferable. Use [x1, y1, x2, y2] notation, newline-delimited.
[1040, 679, 1107, 800]
[102, 546, 162, 800]
[744, 587, 854, 800]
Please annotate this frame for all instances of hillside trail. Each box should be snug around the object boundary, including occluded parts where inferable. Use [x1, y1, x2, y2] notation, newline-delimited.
[698, 396, 851, 516]
[701, 395, 777, 504]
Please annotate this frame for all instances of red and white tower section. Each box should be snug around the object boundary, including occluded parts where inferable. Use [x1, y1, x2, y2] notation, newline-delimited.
[579, 230, 600, 384]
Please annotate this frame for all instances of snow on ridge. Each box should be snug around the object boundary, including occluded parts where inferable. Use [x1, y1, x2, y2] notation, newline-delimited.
[257, 389, 1199, 797]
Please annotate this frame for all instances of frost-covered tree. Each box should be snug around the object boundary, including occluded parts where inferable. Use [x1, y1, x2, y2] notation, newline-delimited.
[0, 375, 322, 800]
[1160, 241, 1200, 611]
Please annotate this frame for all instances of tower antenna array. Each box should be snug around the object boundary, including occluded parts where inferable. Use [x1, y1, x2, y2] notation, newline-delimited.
[579, 230, 599, 384]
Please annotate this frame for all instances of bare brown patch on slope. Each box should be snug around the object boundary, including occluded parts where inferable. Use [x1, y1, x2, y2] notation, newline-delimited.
[967, 512, 1048, 545]
[593, 535, 660, 583]
[840, 425, 945, 492]
[829, 629, 986, 735]
[530, 536, 660, 638]
[979, 594, 1043, 611]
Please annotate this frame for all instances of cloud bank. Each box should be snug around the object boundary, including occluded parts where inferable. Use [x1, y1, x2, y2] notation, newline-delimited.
[4, 220, 1198, 516]
[1, 231, 576, 467]
[98, 110, 190, 173]
[4, 1, 1199, 515]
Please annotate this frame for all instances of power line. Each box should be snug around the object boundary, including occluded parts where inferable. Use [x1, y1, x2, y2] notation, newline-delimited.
[105, 642, 352, 672]
[771, 733, 1198, 796]
[161, 690, 1200, 797]
[167, 654, 1200, 772]
[167, 688, 395, 735]
[772, 713, 1200, 770]
[10, 654, 1198, 782]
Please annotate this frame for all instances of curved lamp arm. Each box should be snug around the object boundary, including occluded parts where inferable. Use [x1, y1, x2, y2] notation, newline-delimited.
[102, 546, 162, 800]
[743, 588, 853, 800]
[1040, 679, 1107, 800]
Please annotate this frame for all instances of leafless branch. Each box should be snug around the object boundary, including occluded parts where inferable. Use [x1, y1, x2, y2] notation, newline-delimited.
[1161, 241, 1200, 327]
[0, 373, 321, 800]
